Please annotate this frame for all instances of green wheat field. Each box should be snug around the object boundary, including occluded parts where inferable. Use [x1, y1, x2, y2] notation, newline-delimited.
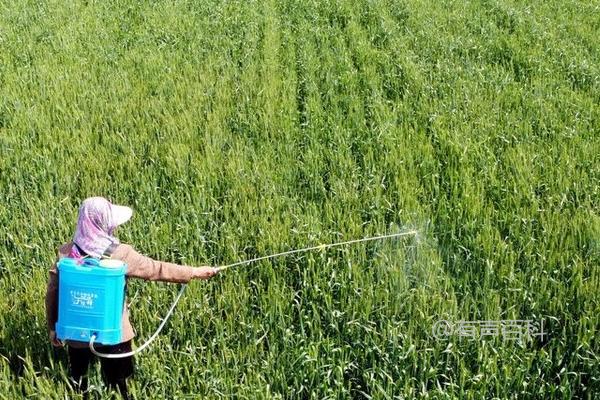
[0, 0, 598, 398]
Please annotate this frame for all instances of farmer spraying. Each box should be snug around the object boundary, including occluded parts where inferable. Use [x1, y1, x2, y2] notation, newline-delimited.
[45, 197, 417, 399]
[45, 197, 218, 399]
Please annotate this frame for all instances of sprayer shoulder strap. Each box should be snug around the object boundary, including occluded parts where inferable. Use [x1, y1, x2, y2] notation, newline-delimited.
[102, 243, 118, 259]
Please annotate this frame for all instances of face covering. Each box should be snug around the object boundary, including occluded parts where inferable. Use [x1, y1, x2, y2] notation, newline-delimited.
[71, 197, 132, 259]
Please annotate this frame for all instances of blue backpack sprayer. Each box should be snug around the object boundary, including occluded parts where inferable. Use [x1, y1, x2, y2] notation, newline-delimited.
[55, 230, 418, 359]
[56, 257, 126, 345]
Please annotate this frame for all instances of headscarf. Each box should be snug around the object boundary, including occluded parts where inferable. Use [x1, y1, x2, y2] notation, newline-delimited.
[71, 197, 133, 259]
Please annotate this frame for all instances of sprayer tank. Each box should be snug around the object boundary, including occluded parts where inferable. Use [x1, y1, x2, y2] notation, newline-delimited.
[55, 258, 127, 345]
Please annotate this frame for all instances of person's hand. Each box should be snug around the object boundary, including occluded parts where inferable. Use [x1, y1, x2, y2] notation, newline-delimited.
[193, 266, 219, 280]
[49, 330, 63, 347]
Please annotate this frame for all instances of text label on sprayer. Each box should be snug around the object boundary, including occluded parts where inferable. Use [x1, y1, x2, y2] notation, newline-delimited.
[70, 290, 98, 309]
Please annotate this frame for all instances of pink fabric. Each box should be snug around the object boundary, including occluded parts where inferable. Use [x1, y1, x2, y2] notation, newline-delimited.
[72, 197, 122, 258]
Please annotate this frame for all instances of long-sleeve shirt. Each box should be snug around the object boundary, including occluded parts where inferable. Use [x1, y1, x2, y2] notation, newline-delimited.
[45, 242, 196, 348]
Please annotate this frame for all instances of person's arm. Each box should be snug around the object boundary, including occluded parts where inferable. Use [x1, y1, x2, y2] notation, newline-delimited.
[45, 261, 63, 347]
[45, 265, 59, 330]
[113, 244, 217, 283]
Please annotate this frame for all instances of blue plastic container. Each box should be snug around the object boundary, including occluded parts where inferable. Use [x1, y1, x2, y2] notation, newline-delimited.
[56, 257, 127, 345]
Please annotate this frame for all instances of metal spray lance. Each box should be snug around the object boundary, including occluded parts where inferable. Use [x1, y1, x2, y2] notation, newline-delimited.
[89, 229, 419, 358]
